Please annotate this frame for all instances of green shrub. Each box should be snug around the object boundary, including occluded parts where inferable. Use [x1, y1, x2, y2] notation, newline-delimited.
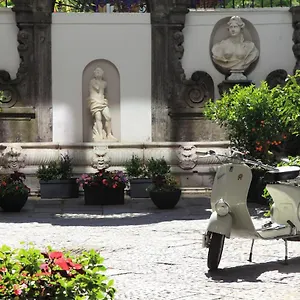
[204, 72, 300, 163]
[125, 155, 150, 178]
[37, 154, 73, 181]
[0, 244, 116, 299]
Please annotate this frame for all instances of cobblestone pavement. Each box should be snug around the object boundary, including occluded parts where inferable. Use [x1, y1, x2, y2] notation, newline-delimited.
[1, 195, 300, 300]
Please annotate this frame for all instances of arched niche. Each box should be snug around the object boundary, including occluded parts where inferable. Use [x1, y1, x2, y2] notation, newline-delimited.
[82, 59, 120, 142]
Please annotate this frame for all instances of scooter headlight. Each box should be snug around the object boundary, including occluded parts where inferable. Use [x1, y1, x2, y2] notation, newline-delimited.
[215, 199, 230, 216]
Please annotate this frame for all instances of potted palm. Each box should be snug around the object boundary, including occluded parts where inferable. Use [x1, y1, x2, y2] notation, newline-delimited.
[125, 155, 151, 198]
[37, 154, 79, 199]
[0, 171, 30, 212]
[147, 158, 182, 209]
[77, 169, 128, 205]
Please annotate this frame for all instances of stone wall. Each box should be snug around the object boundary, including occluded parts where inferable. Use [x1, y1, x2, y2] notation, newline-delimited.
[0, 142, 230, 193]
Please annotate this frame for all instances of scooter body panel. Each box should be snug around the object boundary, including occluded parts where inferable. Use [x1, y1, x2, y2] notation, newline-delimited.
[210, 163, 258, 238]
[207, 211, 232, 238]
[267, 183, 300, 229]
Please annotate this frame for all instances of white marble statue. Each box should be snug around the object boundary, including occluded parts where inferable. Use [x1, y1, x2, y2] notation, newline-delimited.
[88, 67, 117, 141]
[211, 16, 259, 80]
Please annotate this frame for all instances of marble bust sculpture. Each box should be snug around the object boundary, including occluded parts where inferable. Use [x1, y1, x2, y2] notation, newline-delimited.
[211, 16, 259, 80]
[87, 67, 117, 141]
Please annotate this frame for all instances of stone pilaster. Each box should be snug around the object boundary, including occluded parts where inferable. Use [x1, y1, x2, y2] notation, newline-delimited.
[0, 0, 52, 142]
[290, 6, 300, 74]
[150, 0, 189, 142]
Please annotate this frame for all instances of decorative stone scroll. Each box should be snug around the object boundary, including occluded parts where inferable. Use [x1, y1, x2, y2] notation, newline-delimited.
[265, 69, 288, 89]
[183, 71, 214, 109]
[290, 7, 300, 74]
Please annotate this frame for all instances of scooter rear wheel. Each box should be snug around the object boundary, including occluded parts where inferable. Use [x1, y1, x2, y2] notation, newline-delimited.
[207, 232, 225, 271]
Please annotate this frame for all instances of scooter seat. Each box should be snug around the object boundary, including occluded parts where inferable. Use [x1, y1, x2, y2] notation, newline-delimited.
[264, 166, 300, 183]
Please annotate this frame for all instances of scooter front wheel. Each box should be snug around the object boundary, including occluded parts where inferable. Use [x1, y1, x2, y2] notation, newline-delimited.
[207, 232, 225, 271]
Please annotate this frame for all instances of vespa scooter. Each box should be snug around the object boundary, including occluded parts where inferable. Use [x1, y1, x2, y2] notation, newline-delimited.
[202, 151, 300, 271]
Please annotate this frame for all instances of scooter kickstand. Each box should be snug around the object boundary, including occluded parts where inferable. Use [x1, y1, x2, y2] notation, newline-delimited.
[284, 239, 288, 265]
[248, 239, 255, 262]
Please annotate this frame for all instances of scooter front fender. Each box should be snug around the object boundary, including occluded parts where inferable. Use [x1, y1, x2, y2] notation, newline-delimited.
[207, 211, 232, 238]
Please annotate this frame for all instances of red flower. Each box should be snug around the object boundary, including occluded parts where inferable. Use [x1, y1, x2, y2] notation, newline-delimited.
[1, 182, 6, 186]
[54, 257, 70, 271]
[0, 267, 7, 272]
[112, 184, 117, 189]
[48, 251, 63, 259]
[66, 258, 82, 270]
[16, 186, 19, 190]
[40, 263, 49, 271]
[102, 179, 108, 185]
[13, 284, 22, 295]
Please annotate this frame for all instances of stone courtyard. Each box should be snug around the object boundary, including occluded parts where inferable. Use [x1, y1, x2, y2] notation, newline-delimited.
[0, 195, 300, 300]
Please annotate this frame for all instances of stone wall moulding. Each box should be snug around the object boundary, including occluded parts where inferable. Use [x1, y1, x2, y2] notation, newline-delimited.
[0, 142, 230, 172]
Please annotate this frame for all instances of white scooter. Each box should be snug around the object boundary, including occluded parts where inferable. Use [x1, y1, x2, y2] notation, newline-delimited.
[202, 150, 300, 271]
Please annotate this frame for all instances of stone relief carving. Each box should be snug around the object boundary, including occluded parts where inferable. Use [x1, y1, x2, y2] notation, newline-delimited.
[265, 69, 288, 89]
[290, 7, 300, 74]
[176, 145, 198, 170]
[172, 30, 186, 82]
[1, 146, 26, 170]
[183, 71, 214, 109]
[87, 67, 117, 142]
[211, 16, 259, 80]
[91, 146, 110, 170]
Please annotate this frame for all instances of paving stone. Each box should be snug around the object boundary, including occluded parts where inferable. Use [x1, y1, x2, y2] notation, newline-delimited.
[0, 196, 299, 299]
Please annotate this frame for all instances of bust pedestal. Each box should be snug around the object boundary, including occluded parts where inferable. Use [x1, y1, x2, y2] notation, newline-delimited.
[218, 79, 253, 96]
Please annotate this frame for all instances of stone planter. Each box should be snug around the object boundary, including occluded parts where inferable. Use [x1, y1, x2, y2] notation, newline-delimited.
[84, 185, 125, 205]
[149, 189, 182, 209]
[0, 194, 28, 212]
[40, 179, 79, 199]
[129, 178, 152, 198]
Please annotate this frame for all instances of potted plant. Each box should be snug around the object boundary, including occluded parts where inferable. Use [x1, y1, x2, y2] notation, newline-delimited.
[203, 73, 300, 204]
[77, 168, 128, 205]
[125, 155, 151, 198]
[0, 244, 116, 299]
[0, 172, 30, 212]
[147, 157, 182, 209]
[37, 154, 79, 199]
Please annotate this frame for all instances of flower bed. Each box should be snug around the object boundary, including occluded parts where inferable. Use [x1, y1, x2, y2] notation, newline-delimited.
[0, 244, 116, 299]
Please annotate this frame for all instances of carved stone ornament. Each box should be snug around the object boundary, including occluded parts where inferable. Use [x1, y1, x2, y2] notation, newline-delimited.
[265, 69, 288, 89]
[211, 16, 259, 80]
[91, 146, 110, 170]
[176, 145, 198, 170]
[1, 146, 26, 170]
[183, 71, 214, 109]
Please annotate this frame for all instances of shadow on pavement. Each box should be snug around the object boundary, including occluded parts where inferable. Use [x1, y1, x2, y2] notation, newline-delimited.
[0, 196, 213, 227]
[205, 257, 300, 283]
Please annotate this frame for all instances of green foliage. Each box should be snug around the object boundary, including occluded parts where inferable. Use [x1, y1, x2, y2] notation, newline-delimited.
[125, 155, 150, 178]
[146, 158, 180, 192]
[37, 154, 73, 181]
[224, 0, 299, 8]
[0, 243, 116, 299]
[147, 157, 170, 178]
[0, 172, 30, 197]
[204, 72, 300, 163]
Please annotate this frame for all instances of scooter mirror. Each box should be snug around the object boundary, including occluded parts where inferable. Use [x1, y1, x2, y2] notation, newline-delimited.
[208, 150, 216, 155]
